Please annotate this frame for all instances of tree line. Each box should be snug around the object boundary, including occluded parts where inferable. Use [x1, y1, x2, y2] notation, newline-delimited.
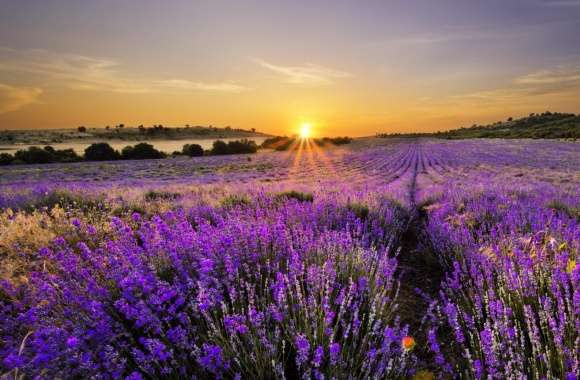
[376, 111, 579, 140]
[0, 139, 259, 166]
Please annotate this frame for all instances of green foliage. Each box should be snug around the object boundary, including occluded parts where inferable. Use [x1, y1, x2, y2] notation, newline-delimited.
[227, 139, 258, 154]
[322, 136, 352, 145]
[211, 140, 230, 155]
[121, 143, 165, 160]
[220, 194, 252, 208]
[261, 136, 294, 150]
[546, 199, 580, 221]
[378, 112, 579, 139]
[182, 143, 204, 157]
[346, 202, 370, 220]
[211, 139, 258, 155]
[12, 146, 82, 164]
[275, 191, 314, 203]
[144, 190, 182, 201]
[23, 190, 108, 213]
[0, 153, 13, 165]
[111, 203, 147, 217]
[84, 142, 120, 161]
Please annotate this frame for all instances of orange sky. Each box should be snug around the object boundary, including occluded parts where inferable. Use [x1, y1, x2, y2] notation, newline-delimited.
[1, 1, 580, 136]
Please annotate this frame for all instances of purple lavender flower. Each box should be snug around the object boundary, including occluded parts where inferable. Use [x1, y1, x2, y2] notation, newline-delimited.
[329, 342, 340, 364]
[295, 335, 310, 367]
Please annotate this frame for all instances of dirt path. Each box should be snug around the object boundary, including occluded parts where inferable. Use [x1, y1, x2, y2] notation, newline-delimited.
[395, 140, 446, 367]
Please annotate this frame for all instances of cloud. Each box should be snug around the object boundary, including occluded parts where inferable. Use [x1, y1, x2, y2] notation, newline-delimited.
[415, 64, 580, 112]
[255, 59, 351, 85]
[386, 30, 497, 46]
[0, 83, 42, 114]
[0, 47, 249, 95]
[158, 79, 249, 93]
[456, 65, 580, 102]
[0, 47, 152, 94]
[515, 66, 580, 85]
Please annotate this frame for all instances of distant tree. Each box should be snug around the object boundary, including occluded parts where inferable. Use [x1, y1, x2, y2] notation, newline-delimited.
[14, 146, 54, 164]
[323, 136, 352, 145]
[138, 125, 145, 133]
[182, 143, 204, 157]
[507, 117, 513, 122]
[231, 139, 257, 153]
[53, 148, 81, 163]
[0, 153, 13, 165]
[77, 126, 87, 133]
[251, 128, 256, 133]
[9, 146, 80, 164]
[211, 140, 230, 155]
[121, 143, 165, 160]
[85, 143, 120, 161]
[261, 136, 294, 151]
[105, 126, 110, 130]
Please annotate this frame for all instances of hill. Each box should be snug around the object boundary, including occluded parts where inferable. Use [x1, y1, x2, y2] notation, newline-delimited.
[378, 112, 580, 140]
[0, 124, 269, 146]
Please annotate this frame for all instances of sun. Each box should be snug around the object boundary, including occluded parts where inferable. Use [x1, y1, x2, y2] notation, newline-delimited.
[299, 123, 312, 139]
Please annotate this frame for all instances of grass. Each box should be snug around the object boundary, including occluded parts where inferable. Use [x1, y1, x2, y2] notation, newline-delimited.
[546, 199, 580, 221]
[144, 190, 182, 201]
[275, 190, 314, 203]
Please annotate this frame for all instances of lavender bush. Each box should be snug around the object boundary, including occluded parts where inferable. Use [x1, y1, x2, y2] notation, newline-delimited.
[424, 186, 578, 379]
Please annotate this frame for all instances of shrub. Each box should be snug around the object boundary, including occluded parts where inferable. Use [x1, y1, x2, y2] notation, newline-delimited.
[323, 137, 352, 145]
[211, 140, 230, 155]
[13, 146, 82, 164]
[14, 147, 54, 164]
[52, 148, 81, 163]
[144, 190, 182, 202]
[275, 191, 314, 203]
[0, 153, 13, 165]
[346, 202, 369, 220]
[211, 139, 258, 155]
[546, 199, 580, 221]
[22, 190, 108, 214]
[84, 143, 120, 161]
[182, 143, 204, 157]
[226, 139, 258, 154]
[261, 136, 294, 151]
[121, 143, 165, 160]
[220, 194, 251, 207]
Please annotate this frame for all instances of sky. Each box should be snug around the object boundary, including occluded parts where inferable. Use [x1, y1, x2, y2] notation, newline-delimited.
[0, 0, 580, 136]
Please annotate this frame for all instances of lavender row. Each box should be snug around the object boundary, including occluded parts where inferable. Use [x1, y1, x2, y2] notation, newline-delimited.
[0, 192, 418, 379]
[423, 183, 579, 379]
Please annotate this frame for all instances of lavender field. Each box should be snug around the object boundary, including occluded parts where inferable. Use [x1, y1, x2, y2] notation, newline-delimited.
[0, 138, 578, 379]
